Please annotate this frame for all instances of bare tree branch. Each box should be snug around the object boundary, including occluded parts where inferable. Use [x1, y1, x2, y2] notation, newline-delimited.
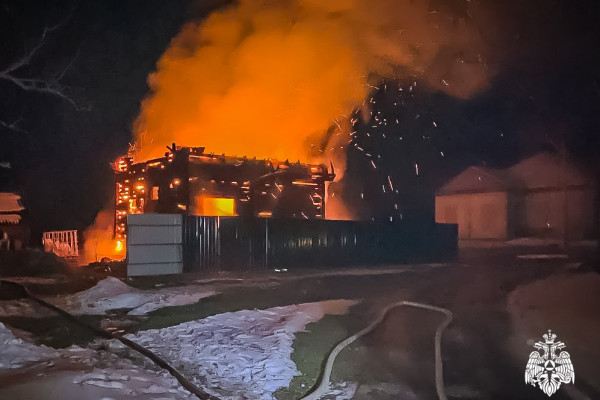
[0, 28, 50, 76]
[56, 46, 80, 82]
[1, 8, 71, 75]
[0, 8, 87, 111]
[0, 116, 26, 134]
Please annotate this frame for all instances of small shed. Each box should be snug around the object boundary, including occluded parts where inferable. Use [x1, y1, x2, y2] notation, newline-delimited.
[0, 192, 30, 250]
[435, 166, 515, 240]
[435, 153, 596, 241]
[509, 153, 595, 239]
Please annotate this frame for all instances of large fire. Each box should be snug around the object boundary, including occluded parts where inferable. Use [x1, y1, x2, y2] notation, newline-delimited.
[133, 0, 490, 165]
[83, 0, 492, 262]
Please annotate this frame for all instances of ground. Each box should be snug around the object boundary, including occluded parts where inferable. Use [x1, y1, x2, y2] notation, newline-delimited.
[0, 243, 598, 399]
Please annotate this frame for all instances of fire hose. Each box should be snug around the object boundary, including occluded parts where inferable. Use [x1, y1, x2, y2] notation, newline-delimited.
[299, 301, 453, 400]
[2, 280, 452, 400]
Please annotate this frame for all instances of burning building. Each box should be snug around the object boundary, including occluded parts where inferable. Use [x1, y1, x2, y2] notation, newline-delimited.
[113, 144, 335, 242]
[115, 145, 457, 276]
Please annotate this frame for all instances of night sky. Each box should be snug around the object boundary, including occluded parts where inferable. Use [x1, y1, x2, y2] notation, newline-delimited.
[1, 0, 599, 239]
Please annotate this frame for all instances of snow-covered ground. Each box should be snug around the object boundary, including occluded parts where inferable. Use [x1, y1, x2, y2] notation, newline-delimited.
[0, 277, 218, 317]
[0, 322, 195, 399]
[126, 299, 359, 399]
[0, 266, 432, 318]
[0, 368, 195, 400]
[0, 322, 58, 368]
[0, 299, 359, 399]
[57, 277, 218, 315]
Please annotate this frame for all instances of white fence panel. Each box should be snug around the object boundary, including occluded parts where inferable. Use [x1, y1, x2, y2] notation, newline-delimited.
[127, 214, 183, 276]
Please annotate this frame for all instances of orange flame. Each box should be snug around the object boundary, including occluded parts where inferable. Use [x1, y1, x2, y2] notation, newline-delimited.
[192, 196, 237, 216]
[133, 0, 490, 164]
[131, 0, 491, 221]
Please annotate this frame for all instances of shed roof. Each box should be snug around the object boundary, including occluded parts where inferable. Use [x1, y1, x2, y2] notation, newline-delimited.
[0, 214, 21, 224]
[0, 193, 24, 213]
[437, 152, 593, 196]
[508, 152, 592, 189]
[437, 166, 519, 195]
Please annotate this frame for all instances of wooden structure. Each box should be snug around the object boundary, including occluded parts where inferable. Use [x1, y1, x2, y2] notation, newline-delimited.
[113, 144, 335, 244]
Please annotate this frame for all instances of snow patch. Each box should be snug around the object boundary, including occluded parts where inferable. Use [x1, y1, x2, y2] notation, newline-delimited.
[0, 278, 217, 317]
[52, 277, 218, 315]
[0, 322, 194, 399]
[0, 299, 358, 399]
[0, 322, 58, 369]
[127, 299, 359, 399]
[69, 366, 195, 399]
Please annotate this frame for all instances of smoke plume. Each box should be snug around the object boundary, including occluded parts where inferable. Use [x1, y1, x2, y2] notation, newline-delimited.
[133, 0, 490, 162]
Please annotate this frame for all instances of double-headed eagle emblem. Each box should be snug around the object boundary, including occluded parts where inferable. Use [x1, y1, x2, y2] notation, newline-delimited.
[525, 330, 575, 397]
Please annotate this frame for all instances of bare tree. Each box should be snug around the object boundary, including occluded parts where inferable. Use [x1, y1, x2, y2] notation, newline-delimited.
[0, 13, 85, 133]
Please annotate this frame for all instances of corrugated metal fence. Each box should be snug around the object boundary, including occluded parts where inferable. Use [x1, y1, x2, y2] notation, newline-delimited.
[182, 216, 457, 273]
[128, 214, 457, 276]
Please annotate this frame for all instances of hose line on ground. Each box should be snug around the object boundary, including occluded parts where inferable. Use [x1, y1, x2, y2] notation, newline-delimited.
[299, 300, 453, 400]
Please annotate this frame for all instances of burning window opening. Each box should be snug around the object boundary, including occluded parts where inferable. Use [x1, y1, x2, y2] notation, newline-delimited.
[113, 143, 335, 241]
